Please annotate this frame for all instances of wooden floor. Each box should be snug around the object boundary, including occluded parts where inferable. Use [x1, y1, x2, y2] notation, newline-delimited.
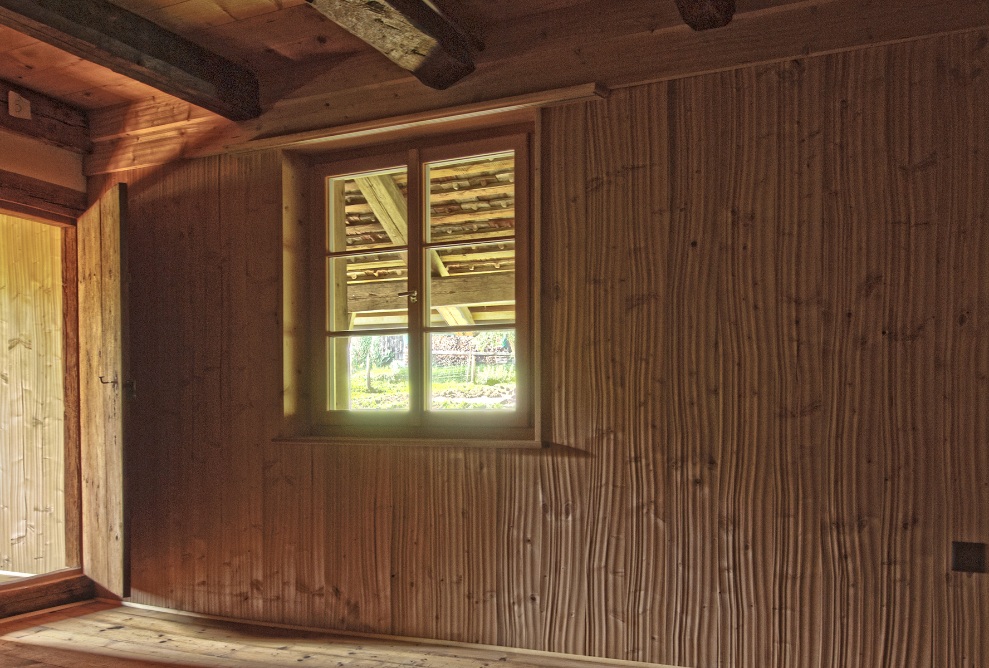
[0, 602, 673, 667]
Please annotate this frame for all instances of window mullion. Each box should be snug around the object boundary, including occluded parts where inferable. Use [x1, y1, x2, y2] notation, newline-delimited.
[406, 148, 425, 420]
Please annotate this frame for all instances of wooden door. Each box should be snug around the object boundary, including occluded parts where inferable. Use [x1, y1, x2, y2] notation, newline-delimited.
[77, 184, 129, 598]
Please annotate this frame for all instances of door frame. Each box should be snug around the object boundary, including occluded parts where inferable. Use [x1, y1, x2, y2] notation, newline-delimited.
[0, 193, 86, 613]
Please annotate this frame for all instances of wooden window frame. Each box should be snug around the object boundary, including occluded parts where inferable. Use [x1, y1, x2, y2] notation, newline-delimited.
[306, 127, 540, 446]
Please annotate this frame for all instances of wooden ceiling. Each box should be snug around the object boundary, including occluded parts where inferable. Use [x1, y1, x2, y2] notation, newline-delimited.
[1, 0, 986, 177]
[0, 0, 591, 112]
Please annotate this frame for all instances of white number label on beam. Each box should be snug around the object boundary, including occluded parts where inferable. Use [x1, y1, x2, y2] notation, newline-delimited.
[8, 91, 31, 120]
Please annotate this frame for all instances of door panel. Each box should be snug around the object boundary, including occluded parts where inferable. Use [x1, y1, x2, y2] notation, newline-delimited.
[77, 184, 129, 598]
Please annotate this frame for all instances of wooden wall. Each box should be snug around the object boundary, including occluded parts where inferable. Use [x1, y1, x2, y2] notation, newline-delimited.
[100, 29, 989, 667]
[0, 213, 66, 575]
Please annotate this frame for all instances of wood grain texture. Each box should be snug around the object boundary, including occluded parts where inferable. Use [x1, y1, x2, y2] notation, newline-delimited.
[939, 30, 989, 668]
[0, 168, 86, 225]
[0, 78, 89, 152]
[77, 184, 128, 598]
[0, 600, 678, 667]
[61, 227, 81, 571]
[90, 153, 282, 620]
[0, 0, 261, 120]
[674, 0, 735, 31]
[0, 213, 67, 576]
[306, 0, 476, 90]
[99, 29, 989, 667]
[0, 570, 93, 619]
[77, 0, 989, 174]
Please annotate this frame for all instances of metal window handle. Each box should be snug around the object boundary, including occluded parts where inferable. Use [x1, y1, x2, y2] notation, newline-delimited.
[398, 290, 418, 303]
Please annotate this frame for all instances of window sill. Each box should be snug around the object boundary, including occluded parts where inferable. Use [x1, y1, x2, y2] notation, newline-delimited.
[272, 435, 545, 450]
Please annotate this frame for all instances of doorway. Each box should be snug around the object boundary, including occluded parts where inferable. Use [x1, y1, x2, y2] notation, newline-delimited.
[0, 211, 75, 582]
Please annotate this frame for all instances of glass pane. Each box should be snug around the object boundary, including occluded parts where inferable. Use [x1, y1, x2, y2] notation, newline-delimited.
[429, 330, 516, 411]
[328, 334, 410, 411]
[329, 251, 408, 331]
[328, 167, 408, 253]
[426, 151, 515, 243]
[427, 241, 515, 327]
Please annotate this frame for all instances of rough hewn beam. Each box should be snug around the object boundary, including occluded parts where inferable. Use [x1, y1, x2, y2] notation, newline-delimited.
[675, 0, 735, 31]
[0, 79, 89, 152]
[349, 271, 513, 313]
[0, 0, 260, 121]
[305, 0, 477, 90]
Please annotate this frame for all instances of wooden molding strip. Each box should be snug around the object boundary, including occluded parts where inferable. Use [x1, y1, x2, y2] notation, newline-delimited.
[0, 79, 89, 153]
[229, 83, 608, 153]
[271, 436, 545, 450]
[0, 569, 95, 620]
[0, 167, 86, 224]
[0, 0, 260, 121]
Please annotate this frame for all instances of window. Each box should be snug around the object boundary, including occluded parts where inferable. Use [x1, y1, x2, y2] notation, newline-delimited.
[310, 131, 537, 444]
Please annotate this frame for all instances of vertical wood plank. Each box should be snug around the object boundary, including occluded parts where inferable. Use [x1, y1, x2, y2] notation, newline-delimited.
[537, 98, 589, 657]
[62, 226, 81, 570]
[941, 29, 989, 668]
[391, 448, 496, 643]
[776, 55, 827, 667]
[318, 446, 392, 632]
[105, 28, 989, 668]
[666, 72, 727, 668]
[77, 183, 128, 598]
[217, 152, 282, 621]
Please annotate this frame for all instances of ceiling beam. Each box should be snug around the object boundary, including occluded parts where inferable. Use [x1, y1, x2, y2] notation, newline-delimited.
[305, 0, 477, 90]
[674, 0, 735, 31]
[0, 0, 260, 121]
[0, 79, 89, 152]
[349, 271, 513, 314]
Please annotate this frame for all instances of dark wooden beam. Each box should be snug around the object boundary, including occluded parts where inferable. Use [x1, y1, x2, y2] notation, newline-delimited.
[305, 0, 477, 90]
[675, 0, 735, 30]
[0, 167, 87, 225]
[0, 0, 260, 121]
[0, 79, 89, 152]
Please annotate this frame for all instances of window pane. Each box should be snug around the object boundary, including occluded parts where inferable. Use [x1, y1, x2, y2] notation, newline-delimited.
[328, 168, 408, 253]
[426, 151, 515, 243]
[429, 330, 516, 411]
[329, 251, 408, 331]
[427, 241, 515, 327]
[328, 334, 410, 411]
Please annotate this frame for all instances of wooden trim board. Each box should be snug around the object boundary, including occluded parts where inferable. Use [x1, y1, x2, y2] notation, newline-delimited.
[0, 168, 86, 225]
[0, 570, 94, 620]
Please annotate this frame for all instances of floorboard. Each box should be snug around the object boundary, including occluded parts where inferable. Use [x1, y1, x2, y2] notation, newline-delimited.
[0, 602, 674, 667]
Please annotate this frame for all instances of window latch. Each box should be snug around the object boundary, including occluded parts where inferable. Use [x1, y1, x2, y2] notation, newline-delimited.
[398, 290, 418, 303]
